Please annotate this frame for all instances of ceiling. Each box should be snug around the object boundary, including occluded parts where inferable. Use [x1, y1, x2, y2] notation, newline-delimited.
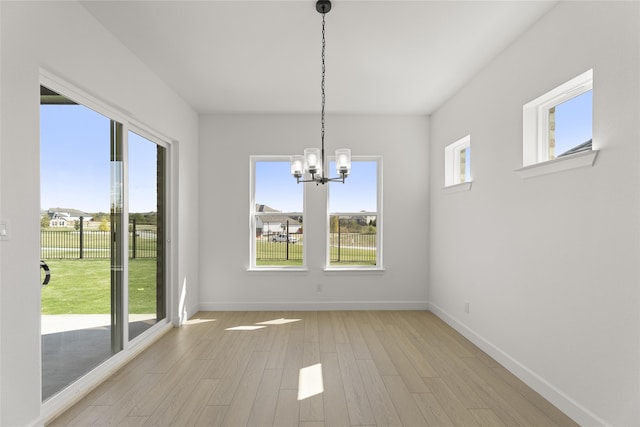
[81, 0, 558, 115]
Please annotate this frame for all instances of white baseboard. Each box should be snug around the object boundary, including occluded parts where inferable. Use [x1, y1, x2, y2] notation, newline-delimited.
[427, 302, 610, 427]
[26, 416, 45, 427]
[199, 300, 429, 311]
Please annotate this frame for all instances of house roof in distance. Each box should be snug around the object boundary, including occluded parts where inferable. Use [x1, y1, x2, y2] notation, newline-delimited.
[256, 205, 301, 226]
[47, 207, 91, 218]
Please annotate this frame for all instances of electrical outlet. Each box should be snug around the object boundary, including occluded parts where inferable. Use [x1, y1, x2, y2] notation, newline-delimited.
[464, 302, 470, 314]
[0, 223, 7, 241]
[316, 283, 323, 292]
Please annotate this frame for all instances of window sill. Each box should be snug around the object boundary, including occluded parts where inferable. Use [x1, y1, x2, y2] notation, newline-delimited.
[324, 267, 386, 273]
[247, 267, 308, 273]
[442, 182, 472, 194]
[516, 149, 598, 179]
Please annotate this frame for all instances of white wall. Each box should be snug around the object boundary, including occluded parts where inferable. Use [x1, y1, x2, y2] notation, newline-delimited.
[0, 2, 199, 425]
[429, 2, 640, 426]
[199, 114, 429, 310]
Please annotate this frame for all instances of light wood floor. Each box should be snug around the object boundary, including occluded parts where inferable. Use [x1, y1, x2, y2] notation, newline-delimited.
[48, 311, 578, 426]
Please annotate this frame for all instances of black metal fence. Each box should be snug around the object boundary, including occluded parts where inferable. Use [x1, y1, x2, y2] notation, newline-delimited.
[329, 233, 377, 264]
[42, 227, 375, 263]
[41, 227, 157, 260]
[256, 232, 376, 264]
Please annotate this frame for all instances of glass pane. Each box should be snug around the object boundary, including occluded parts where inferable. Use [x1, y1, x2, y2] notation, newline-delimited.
[553, 89, 592, 157]
[40, 86, 120, 401]
[255, 161, 303, 212]
[329, 214, 377, 266]
[328, 161, 377, 213]
[128, 131, 166, 340]
[458, 146, 470, 184]
[329, 160, 378, 267]
[255, 161, 303, 267]
[255, 214, 303, 266]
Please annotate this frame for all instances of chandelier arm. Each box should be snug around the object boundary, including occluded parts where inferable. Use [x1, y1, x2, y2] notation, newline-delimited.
[295, 175, 345, 185]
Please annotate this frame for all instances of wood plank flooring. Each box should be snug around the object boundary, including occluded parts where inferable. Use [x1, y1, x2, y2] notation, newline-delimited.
[48, 311, 578, 427]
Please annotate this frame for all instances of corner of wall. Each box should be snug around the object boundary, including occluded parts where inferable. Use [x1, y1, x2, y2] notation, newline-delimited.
[427, 302, 609, 427]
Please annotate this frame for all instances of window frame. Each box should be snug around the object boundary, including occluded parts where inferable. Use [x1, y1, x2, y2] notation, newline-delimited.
[126, 127, 169, 341]
[249, 155, 306, 271]
[444, 135, 471, 188]
[325, 156, 383, 271]
[522, 69, 593, 167]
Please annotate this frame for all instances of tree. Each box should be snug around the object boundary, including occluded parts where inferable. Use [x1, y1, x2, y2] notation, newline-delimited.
[129, 212, 157, 225]
[41, 215, 50, 228]
[99, 218, 110, 231]
[330, 216, 339, 233]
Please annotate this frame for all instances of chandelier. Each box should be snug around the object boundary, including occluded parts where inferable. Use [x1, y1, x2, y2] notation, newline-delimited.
[291, 0, 351, 185]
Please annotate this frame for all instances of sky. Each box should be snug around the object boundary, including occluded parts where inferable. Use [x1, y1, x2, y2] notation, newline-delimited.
[554, 89, 592, 155]
[255, 160, 377, 213]
[128, 131, 160, 212]
[328, 160, 377, 212]
[255, 162, 304, 212]
[40, 104, 158, 213]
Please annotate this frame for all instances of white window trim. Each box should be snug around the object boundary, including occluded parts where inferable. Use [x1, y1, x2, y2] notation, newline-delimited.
[444, 135, 471, 188]
[522, 69, 593, 167]
[248, 155, 307, 271]
[442, 182, 472, 194]
[325, 156, 384, 271]
[516, 148, 598, 179]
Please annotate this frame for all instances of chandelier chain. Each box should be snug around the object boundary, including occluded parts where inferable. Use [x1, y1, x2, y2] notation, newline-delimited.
[321, 10, 326, 153]
[292, 0, 348, 186]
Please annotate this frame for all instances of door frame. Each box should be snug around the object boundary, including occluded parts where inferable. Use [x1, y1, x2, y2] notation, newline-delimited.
[39, 69, 177, 420]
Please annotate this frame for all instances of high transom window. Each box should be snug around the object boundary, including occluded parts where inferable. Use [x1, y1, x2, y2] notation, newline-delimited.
[523, 69, 593, 166]
[445, 135, 471, 187]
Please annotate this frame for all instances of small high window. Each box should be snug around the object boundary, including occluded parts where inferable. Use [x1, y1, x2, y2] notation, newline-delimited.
[523, 70, 593, 166]
[444, 135, 471, 187]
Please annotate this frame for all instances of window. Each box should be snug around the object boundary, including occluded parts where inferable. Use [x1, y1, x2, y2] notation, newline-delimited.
[523, 69, 593, 167]
[327, 157, 382, 269]
[250, 157, 304, 269]
[445, 135, 471, 187]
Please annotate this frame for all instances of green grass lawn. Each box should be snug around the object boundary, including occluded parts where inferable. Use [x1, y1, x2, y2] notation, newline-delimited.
[41, 259, 157, 314]
[256, 240, 303, 266]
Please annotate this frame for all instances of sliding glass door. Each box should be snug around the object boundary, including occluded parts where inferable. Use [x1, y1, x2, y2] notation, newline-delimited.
[40, 85, 167, 401]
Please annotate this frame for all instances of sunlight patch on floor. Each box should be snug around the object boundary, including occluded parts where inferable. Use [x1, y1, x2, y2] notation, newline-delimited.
[225, 325, 267, 331]
[298, 363, 324, 400]
[184, 318, 217, 325]
[255, 318, 301, 326]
